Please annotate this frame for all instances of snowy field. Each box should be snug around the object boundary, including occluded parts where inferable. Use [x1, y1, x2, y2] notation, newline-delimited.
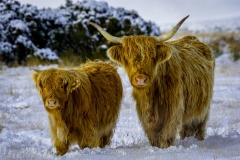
[0, 53, 240, 160]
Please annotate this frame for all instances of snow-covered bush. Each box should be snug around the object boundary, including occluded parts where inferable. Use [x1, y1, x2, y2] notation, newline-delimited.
[34, 48, 58, 60]
[0, 0, 160, 65]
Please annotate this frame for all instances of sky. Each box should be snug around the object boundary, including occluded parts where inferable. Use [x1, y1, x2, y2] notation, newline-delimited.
[19, 0, 240, 25]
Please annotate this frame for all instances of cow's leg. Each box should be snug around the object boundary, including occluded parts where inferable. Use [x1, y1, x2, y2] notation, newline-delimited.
[146, 128, 176, 148]
[78, 140, 87, 150]
[49, 119, 69, 155]
[54, 139, 69, 156]
[194, 112, 209, 141]
[148, 134, 161, 147]
[100, 130, 113, 148]
[78, 136, 98, 149]
[179, 124, 194, 140]
[161, 136, 176, 148]
[160, 127, 177, 148]
[144, 128, 161, 147]
[180, 112, 209, 141]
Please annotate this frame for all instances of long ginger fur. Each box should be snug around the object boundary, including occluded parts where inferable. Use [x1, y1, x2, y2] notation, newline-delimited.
[32, 60, 123, 155]
[107, 35, 215, 148]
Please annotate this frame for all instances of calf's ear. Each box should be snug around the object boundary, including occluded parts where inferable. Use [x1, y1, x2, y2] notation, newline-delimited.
[32, 72, 43, 92]
[156, 44, 172, 64]
[32, 73, 38, 84]
[107, 45, 123, 64]
[70, 79, 81, 91]
[68, 74, 81, 92]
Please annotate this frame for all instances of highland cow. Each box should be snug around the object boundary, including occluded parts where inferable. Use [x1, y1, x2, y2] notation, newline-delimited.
[89, 15, 215, 148]
[32, 61, 123, 155]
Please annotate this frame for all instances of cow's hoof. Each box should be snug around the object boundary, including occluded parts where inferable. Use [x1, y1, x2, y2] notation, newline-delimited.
[56, 148, 68, 156]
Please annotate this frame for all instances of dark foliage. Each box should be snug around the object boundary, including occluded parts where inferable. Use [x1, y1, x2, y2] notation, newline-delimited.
[0, 0, 160, 65]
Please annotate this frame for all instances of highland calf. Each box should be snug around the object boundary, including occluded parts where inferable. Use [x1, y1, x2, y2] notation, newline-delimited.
[89, 15, 215, 148]
[32, 61, 123, 155]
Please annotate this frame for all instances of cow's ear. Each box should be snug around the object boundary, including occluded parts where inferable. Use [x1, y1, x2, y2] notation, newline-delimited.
[32, 69, 42, 89]
[156, 44, 172, 64]
[68, 74, 81, 92]
[32, 72, 43, 92]
[70, 79, 81, 91]
[107, 45, 123, 64]
[32, 73, 38, 84]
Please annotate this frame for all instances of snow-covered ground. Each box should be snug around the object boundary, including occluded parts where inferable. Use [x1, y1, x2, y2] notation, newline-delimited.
[0, 53, 240, 160]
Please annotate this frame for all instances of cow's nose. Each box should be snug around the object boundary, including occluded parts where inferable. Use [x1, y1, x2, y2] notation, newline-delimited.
[134, 75, 148, 86]
[47, 99, 57, 106]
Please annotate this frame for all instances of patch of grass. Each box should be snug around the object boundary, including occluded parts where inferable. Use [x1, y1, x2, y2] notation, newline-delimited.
[25, 55, 58, 67]
[5, 50, 85, 68]
[228, 40, 240, 61]
[58, 48, 84, 68]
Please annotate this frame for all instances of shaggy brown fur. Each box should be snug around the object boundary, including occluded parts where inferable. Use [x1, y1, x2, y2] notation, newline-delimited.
[107, 35, 215, 148]
[32, 61, 123, 155]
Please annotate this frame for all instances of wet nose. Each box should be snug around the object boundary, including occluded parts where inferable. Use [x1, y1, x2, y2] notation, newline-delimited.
[134, 75, 148, 86]
[46, 99, 57, 106]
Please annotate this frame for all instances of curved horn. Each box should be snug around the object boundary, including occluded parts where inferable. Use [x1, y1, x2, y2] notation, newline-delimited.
[88, 22, 122, 44]
[155, 15, 189, 42]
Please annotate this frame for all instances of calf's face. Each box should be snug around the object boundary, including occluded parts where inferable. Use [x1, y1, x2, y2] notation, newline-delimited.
[108, 36, 171, 88]
[40, 76, 67, 110]
[32, 69, 81, 111]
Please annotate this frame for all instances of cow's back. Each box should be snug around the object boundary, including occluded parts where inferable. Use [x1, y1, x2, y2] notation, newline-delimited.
[131, 36, 214, 141]
[163, 36, 215, 124]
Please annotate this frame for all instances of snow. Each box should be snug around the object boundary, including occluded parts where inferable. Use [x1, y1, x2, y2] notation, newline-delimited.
[0, 53, 240, 159]
[0, 42, 12, 54]
[7, 20, 30, 34]
[34, 48, 59, 60]
[15, 35, 34, 49]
